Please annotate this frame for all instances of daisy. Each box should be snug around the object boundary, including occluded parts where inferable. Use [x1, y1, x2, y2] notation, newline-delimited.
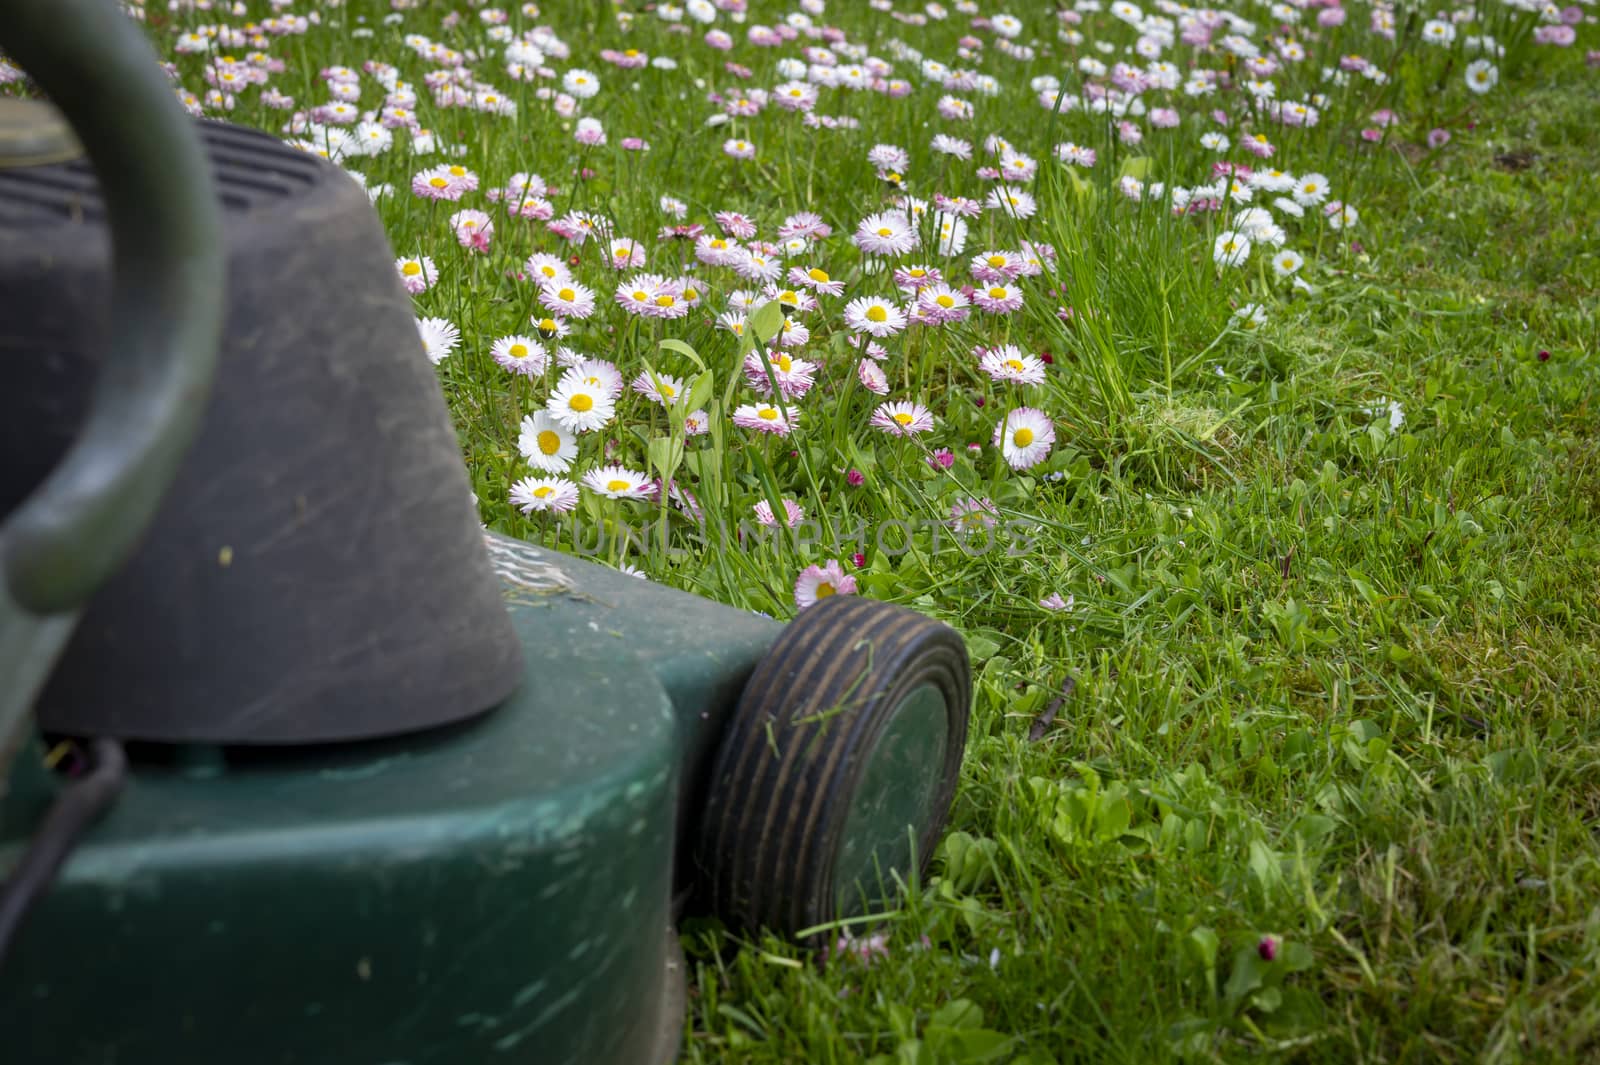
[542, 279, 597, 318]
[934, 213, 969, 256]
[985, 186, 1037, 219]
[994, 407, 1055, 470]
[547, 373, 617, 433]
[449, 209, 494, 251]
[972, 283, 1025, 315]
[394, 254, 437, 294]
[853, 212, 919, 256]
[411, 164, 467, 200]
[1292, 172, 1330, 206]
[794, 561, 857, 609]
[948, 497, 999, 537]
[892, 264, 941, 293]
[870, 401, 935, 437]
[776, 211, 831, 240]
[1224, 297, 1270, 333]
[732, 402, 798, 435]
[790, 265, 846, 297]
[582, 464, 654, 500]
[1465, 60, 1498, 94]
[858, 359, 891, 395]
[1271, 249, 1304, 277]
[415, 317, 460, 364]
[491, 334, 549, 376]
[631, 369, 687, 406]
[1213, 230, 1252, 267]
[916, 284, 970, 324]
[568, 358, 625, 397]
[979, 345, 1047, 385]
[532, 314, 571, 342]
[562, 68, 600, 98]
[971, 250, 1024, 282]
[696, 234, 744, 268]
[517, 410, 578, 472]
[744, 350, 816, 399]
[764, 286, 820, 315]
[843, 296, 908, 338]
[509, 476, 579, 514]
[753, 498, 805, 528]
[525, 252, 571, 287]
[1324, 202, 1359, 230]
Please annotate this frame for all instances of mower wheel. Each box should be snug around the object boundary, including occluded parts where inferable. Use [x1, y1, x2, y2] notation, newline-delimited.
[697, 595, 971, 938]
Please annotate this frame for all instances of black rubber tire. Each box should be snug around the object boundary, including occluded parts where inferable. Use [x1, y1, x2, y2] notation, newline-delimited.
[697, 595, 971, 938]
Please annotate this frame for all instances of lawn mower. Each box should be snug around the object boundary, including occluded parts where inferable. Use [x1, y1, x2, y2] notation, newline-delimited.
[0, 2, 972, 1062]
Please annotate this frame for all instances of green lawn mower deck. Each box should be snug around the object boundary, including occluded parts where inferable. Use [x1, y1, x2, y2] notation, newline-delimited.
[2, 538, 969, 1065]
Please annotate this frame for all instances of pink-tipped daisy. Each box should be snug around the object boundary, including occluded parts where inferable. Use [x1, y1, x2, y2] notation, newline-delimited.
[794, 560, 857, 609]
[395, 254, 437, 294]
[731, 402, 798, 436]
[491, 334, 549, 377]
[509, 476, 580, 514]
[978, 344, 1047, 385]
[581, 464, 654, 501]
[754, 497, 805, 528]
[870, 401, 935, 437]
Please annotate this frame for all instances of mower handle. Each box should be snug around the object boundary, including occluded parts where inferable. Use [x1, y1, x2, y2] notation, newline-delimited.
[0, 0, 224, 615]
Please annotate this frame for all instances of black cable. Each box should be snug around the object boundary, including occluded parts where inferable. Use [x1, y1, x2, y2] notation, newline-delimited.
[0, 737, 127, 966]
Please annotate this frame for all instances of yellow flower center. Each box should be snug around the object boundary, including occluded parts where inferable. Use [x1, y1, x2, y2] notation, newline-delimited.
[988, 255, 1007, 267]
[429, 177, 448, 188]
[557, 288, 575, 302]
[654, 294, 676, 308]
[757, 408, 778, 421]
[509, 344, 528, 359]
[402, 262, 422, 276]
[877, 227, 893, 238]
[815, 583, 835, 599]
[909, 269, 926, 278]
[779, 290, 798, 304]
[865, 306, 888, 323]
[1005, 358, 1024, 372]
[448, 166, 466, 177]
[606, 479, 630, 492]
[683, 287, 698, 301]
[989, 287, 1007, 300]
[632, 290, 649, 302]
[537, 318, 558, 333]
[533, 486, 553, 498]
[776, 355, 792, 372]
[935, 294, 955, 308]
[1014, 428, 1035, 447]
[569, 394, 594, 412]
[625, 48, 639, 57]
[893, 412, 914, 426]
[660, 383, 675, 397]
[537, 430, 561, 455]
[808, 268, 830, 283]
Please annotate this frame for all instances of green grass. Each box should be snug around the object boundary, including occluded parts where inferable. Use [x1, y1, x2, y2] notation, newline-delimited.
[25, 1, 1600, 1059]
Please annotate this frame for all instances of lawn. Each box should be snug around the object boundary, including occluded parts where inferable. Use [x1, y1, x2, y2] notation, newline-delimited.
[37, 0, 1600, 1059]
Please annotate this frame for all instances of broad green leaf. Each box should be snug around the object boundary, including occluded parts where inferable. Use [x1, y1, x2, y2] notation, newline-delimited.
[658, 337, 706, 371]
[749, 299, 784, 345]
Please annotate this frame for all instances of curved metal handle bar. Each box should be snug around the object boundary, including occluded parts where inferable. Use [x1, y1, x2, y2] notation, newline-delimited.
[0, 0, 224, 615]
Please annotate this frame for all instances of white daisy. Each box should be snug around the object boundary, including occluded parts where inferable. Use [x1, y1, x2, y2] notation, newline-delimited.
[547, 373, 617, 433]
[517, 410, 578, 473]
